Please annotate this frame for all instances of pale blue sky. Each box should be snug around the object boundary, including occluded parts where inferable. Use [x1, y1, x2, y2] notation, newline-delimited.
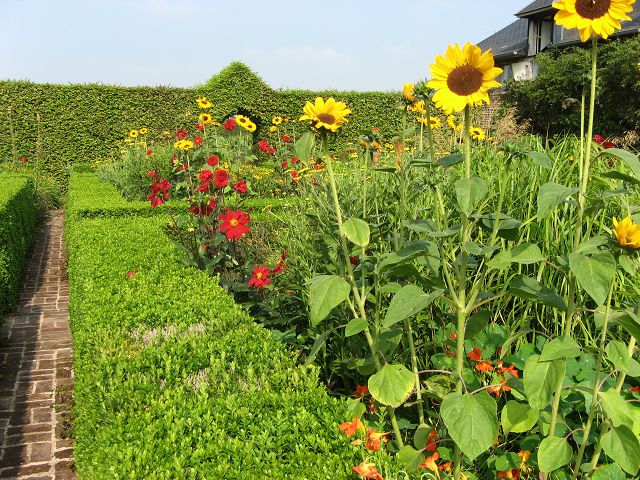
[0, 0, 524, 91]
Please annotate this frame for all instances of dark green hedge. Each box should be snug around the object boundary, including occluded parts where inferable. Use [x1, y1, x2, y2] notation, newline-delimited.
[64, 174, 380, 478]
[0, 174, 36, 316]
[1, 62, 404, 190]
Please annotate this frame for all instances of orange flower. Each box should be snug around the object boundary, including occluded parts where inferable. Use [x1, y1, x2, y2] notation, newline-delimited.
[418, 452, 441, 477]
[352, 462, 383, 480]
[629, 386, 640, 392]
[365, 429, 388, 451]
[449, 332, 457, 339]
[498, 469, 520, 479]
[439, 461, 453, 473]
[467, 347, 482, 361]
[425, 428, 438, 452]
[475, 360, 494, 373]
[339, 417, 364, 437]
[354, 385, 370, 398]
[498, 363, 519, 378]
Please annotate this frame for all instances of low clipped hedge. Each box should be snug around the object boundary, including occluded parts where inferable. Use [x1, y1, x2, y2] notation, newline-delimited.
[65, 174, 367, 479]
[0, 174, 36, 316]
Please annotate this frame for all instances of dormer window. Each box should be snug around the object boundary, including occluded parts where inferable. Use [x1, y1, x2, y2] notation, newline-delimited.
[528, 17, 554, 55]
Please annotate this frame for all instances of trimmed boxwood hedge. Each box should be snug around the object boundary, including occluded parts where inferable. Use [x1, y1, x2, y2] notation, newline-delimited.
[0, 173, 36, 316]
[1, 62, 404, 190]
[65, 174, 383, 478]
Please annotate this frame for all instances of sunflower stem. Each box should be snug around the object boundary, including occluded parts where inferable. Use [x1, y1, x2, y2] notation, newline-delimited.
[426, 101, 436, 161]
[463, 105, 471, 180]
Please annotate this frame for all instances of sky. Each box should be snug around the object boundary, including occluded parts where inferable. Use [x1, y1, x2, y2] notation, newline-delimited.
[0, 0, 524, 92]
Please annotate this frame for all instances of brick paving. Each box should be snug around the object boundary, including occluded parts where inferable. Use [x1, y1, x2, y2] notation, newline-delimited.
[0, 211, 75, 479]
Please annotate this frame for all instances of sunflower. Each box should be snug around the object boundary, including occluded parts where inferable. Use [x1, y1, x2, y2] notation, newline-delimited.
[300, 97, 351, 133]
[269, 125, 278, 132]
[196, 97, 213, 109]
[198, 112, 213, 125]
[407, 100, 427, 114]
[139, 128, 148, 135]
[447, 115, 463, 131]
[470, 126, 486, 141]
[129, 129, 139, 138]
[428, 42, 503, 114]
[553, 0, 635, 42]
[236, 115, 249, 126]
[403, 83, 416, 102]
[272, 116, 283, 125]
[245, 122, 256, 133]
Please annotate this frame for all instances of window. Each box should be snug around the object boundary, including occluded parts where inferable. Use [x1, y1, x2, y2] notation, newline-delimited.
[528, 17, 554, 55]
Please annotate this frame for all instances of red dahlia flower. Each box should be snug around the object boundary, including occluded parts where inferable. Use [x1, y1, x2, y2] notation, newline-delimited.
[176, 129, 188, 140]
[233, 179, 247, 193]
[218, 209, 250, 240]
[224, 119, 237, 131]
[199, 169, 214, 183]
[196, 124, 204, 131]
[194, 135, 203, 146]
[282, 135, 292, 143]
[291, 156, 299, 164]
[188, 197, 216, 217]
[594, 134, 615, 149]
[197, 183, 210, 192]
[146, 149, 153, 155]
[148, 171, 156, 178]
[353, 385, 369, 398]
[248, 265, 271, 288]
[147, 178, 172, 208]
[18, 156, 27, 163]
[214, 169, 229, 189]
[207, 155, 219, 166]
[268, 147, 276, 155]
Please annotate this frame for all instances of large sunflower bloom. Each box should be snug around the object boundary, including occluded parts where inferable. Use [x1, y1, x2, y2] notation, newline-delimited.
[428, 42, 503, 114]
[403, 83, 416, 102]
[300, 97, 351, 133]
[553, 0, 635, 42]
[613, 216, 640, 248]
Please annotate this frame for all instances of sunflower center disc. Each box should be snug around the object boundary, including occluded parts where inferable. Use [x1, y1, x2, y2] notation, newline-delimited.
[317, 113, 336, 125]
[575, 0, 611, 19]
[447, 65, 484, 96]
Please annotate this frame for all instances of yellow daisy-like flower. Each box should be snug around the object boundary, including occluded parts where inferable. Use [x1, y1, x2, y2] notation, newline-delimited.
[272, 116, 283, 125]
[613, 216, 640, 248]
[403, 83, 416, 102]
[269, 125, 278, 132]
[300, 97, 351, 133]
[196, 97, 213, 109]
[407, 100, 427, 114]
[236, 115, 249, 126]
[428, 42, 503, 114]
[174, 139, 194, 151]
[245, 122, 256, 133]
[198, 112, 213, 125]
[471, 126, 486, 141]
[552, 0, 635, 43]
[417, 116, 441, 128]
[447, 115, 463, 131]
[129, 129, 139, 138]
[139, 128, 148, 135]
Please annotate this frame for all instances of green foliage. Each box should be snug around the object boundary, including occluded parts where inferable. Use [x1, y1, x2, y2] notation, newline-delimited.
[0, 174, 36, 316]
[503, 37, 640, 142]
[65, 174, 369, 479]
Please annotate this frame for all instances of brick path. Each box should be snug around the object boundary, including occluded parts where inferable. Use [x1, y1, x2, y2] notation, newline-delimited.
[0, 211, 75, 479]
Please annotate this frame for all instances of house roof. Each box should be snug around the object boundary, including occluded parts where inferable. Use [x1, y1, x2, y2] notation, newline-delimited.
[477, 18, 529, 60]
[516, 0, 553, 18]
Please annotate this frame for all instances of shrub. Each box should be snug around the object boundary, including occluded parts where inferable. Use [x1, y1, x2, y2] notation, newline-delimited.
[0, 174, 36, 316]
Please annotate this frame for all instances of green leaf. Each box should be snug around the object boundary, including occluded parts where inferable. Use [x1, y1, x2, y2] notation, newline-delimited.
[537, 182, 579, 220]
[628, 357, 640, 378]
[609, 310, 640, 343]
[308, 275, 351, 326]
[524, 354, 566, 410]
[495, 452, 521, 471]
[487, 243, 544, 270]
[383, 285, 443, 328]
[619, 255, 637, 276]
[345, 317, 368, 337]
[438, 153, 464, 167]
[576, 235, 609, 255]
[605, 340, 630, 373]
[569, 251, 616, 306]
[527, 151, 553, 170]
[294, 131, 315, 163]
[440, 391, 498, 461]
[397, 445, 425, 470]
[538, 436, 573, 473]
[466, 310, 491, 339]
[599, 389, 635, 428]
[303, 329, 333, 366]
[379, 241, 431, 272]
[368, 363, 414, 407]
[509, 275, 567, 311]
[454, 177, 489, 216]
[413, 424, 431, 449]
[601, 425, 640, 475]
[342, 218, 370, 247]
[592, 463, 626, 480]
[601, 148, 640, 179]
[539, 337, 582, 362]
[501, 400, 539, 435]
[600, 170, 640, 186]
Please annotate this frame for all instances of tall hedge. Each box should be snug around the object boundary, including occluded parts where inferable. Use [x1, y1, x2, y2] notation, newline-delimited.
[0, 174, 36, 317]
[0, 62, 404, 190]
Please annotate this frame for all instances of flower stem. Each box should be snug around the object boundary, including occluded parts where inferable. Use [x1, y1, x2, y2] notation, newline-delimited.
[426, 101, 436, 161]
[404, 318, 425, 425]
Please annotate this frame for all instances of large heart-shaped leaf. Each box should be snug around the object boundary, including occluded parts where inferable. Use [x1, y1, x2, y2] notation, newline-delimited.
[501, 400, 539, 434]
[601, 425, 640, 475]
[383, 285, 443, 328]
[599, 389, 635, 428]
[527, 151, 553, 170]
[440, 391, 498, 460]
[308, 275, 350, 326]
[600, 148, 640, 179]
[487, 243, 544, 270]
[537, 182, 578, 220]
[592, 463, 626, 480]
[605, 340, 630, 373]
[368, 363, 414, 407]
[455, 177, 488, 216]
[342, 218, 370, 247]
[569, 251, 616, 306]
[524, 354, 566, 410]
[538, 436, 573, 473]
[509, 275, 567, 311]
[539, 336, 582, 362]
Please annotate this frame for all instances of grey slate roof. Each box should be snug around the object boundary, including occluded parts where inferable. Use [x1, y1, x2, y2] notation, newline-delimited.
[477, 18, 529, 60]
[516, 0, 553, 17]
